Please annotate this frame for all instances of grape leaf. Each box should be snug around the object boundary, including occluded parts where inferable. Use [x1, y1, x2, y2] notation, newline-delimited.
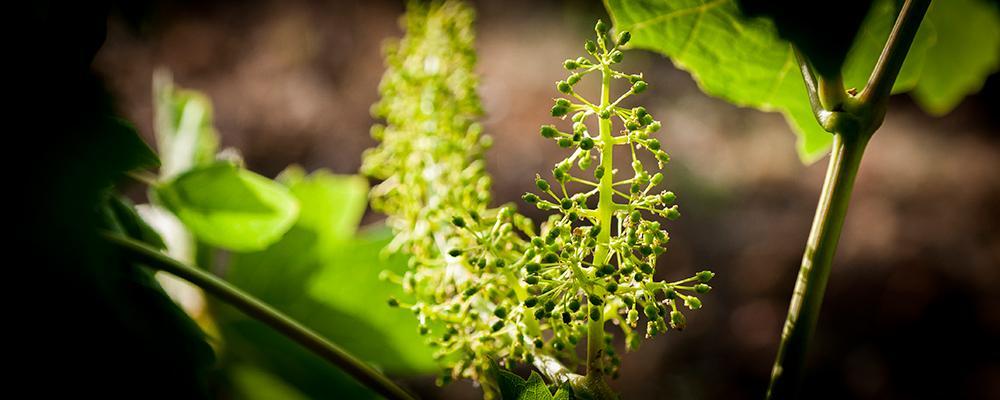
[219, 169, 433, 397]
[495, 369, 571, 400]
[911, 0, 1000, 115]
[155, 161, 299, 251]
[605, 0, 999, 162]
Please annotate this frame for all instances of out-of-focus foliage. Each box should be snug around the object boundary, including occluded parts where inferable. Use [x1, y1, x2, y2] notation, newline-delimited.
[155, 161, 300, 252]
[605, 0, 1000, 162]
[140, 77, 437, 397]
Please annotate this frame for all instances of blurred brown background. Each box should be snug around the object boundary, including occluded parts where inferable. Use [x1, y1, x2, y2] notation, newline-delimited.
[95, 0, 999, 398]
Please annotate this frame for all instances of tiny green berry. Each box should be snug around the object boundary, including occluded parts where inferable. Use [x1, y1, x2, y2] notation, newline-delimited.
[568, 298, 581, 312]
[526, 262, 541, 273]
[525, 276, 540, 285]
[580, 136, 595, 150]
[606, 282, 618, 293]
[632, 80, 648, 93]
[557, 81, 572, 94]
[535, 176, 550, 191]
[588, 293, 604, 306]
[451, 216, 466, 228]
[695, 283, 712, 293]
[646, 139, 661, 151]
[387, 297, 399, 307]
[494, 307, 508, 319]
[492, 320, 504, 332]
[551, 105, 569, 117]
[697, 270, 715, 282]
[525, 296, 538, 308]
[617, 31, 631, 46]
[448, 248, 462, 257]
[644, 304, 659, 320]
[590, 307, 602, 321]
[540, 125, 558, 138]
[595, 19, 609, 34]
[610, 50, 623, 63]
[585, 40, 597, 54]
[558, 137, 573, 148]
[563, 59, 579, 70]
[560, 198, 573, 209]
[522, 192, 539, 203]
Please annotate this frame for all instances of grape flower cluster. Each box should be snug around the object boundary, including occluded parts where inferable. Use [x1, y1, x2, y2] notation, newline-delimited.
[363, 1, 714, 396]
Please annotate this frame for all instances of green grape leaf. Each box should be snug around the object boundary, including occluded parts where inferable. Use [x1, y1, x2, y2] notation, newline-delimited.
[153, 70, 220, 179]
[911, 0, 1000, 115]
[606, 0, 998, 162]
[494, 369, 571, 400]
[155, 162, 299, 251]
[219, 169, 432, 397]
[308, 226, 438, 373]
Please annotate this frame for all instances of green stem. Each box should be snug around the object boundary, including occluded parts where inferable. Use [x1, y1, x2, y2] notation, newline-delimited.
[103, 233, 418, 400]
[579, 65, 617, 399]
[767, 2, 930, 398]
[766, 133, 868, 399]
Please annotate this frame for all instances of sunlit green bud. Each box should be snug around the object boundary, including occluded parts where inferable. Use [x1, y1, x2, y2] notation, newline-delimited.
[685, 297, 702, 310]
[578, 155, 592, 170]
[534, 308, 546, 319]
[534, 338, 545, 348]
[491, 320, 504, 332]
[477, 258, 488, 269]
[448, 248, 462, 257]
[646, 139, 661, 151]
[625, 119, 640, 130]
[571, 131, 582, 142]
[564, 59, 580, 70]
[568, 298, 581, 312]
[640, 114, 654, 126]
[542, 252, 558, 263]
[617, 31, 631, 46]
[557, 81, 572, 94]
[536, 175, 550, 191]
[494, 258, 506, 268]
[697, 270, 715, 282]
[644, 304, 659, 320]
[555, 98, 571, 107]
[651, 173, 664, 185]
[639, 263, 653, 274]
[661, 191, 676, 204]
[531, 237, 545, 247]
[562, 311, 572, 324]
[419, 325, 430, 335]
[522, 193, 539, 204]
[596, 19, 609, 34]
[647, 120, 662, 132]
[525, 296, 538, 308]
[630, 210, 641, 223]
[620, 295, 634, 309]
[596, 107, 611, 119]
[670, 311, 686, 330]
[540, 125, 558, 138]
[632, 106, 647, 118]
[553, 340, 566, 351]
[695, 284, 712, 294]
[493, 307, 508, 319]
[567, 73, 582, 85]
[560, 198, 573, 210]
[551, 104, 569, 117]
[572, 111, 586, 122]
[594, 165, 605, 179]
[627, 308, 639, 324]
[558, 137, 573, 148]
[525, 276, 539, 285]
[590, 307, 602, 321]
[580, 136, 595, 150]
[387, 297, 399, 307]
[588, 293, 604, 306]
[632, 159, 643, 173]
[639, 245, 653, 256]
[544, 301, 556, 312]
[599, 264, 615, 276]
[469, 210, 480, 222]
[553, 167, 566, 181]
[590, 225, 601, 237]
[666, 206, 681, 220]
[656, 151, 670, 163]
[632, 80, 648, 93]
[585, 40, 597, 54]
[526, 263, 541, 274]
[664, 286, 676, 299]
[606, 282, 618, 293]
[610, 50, 624, 63]
[463, 286, 478, 297]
